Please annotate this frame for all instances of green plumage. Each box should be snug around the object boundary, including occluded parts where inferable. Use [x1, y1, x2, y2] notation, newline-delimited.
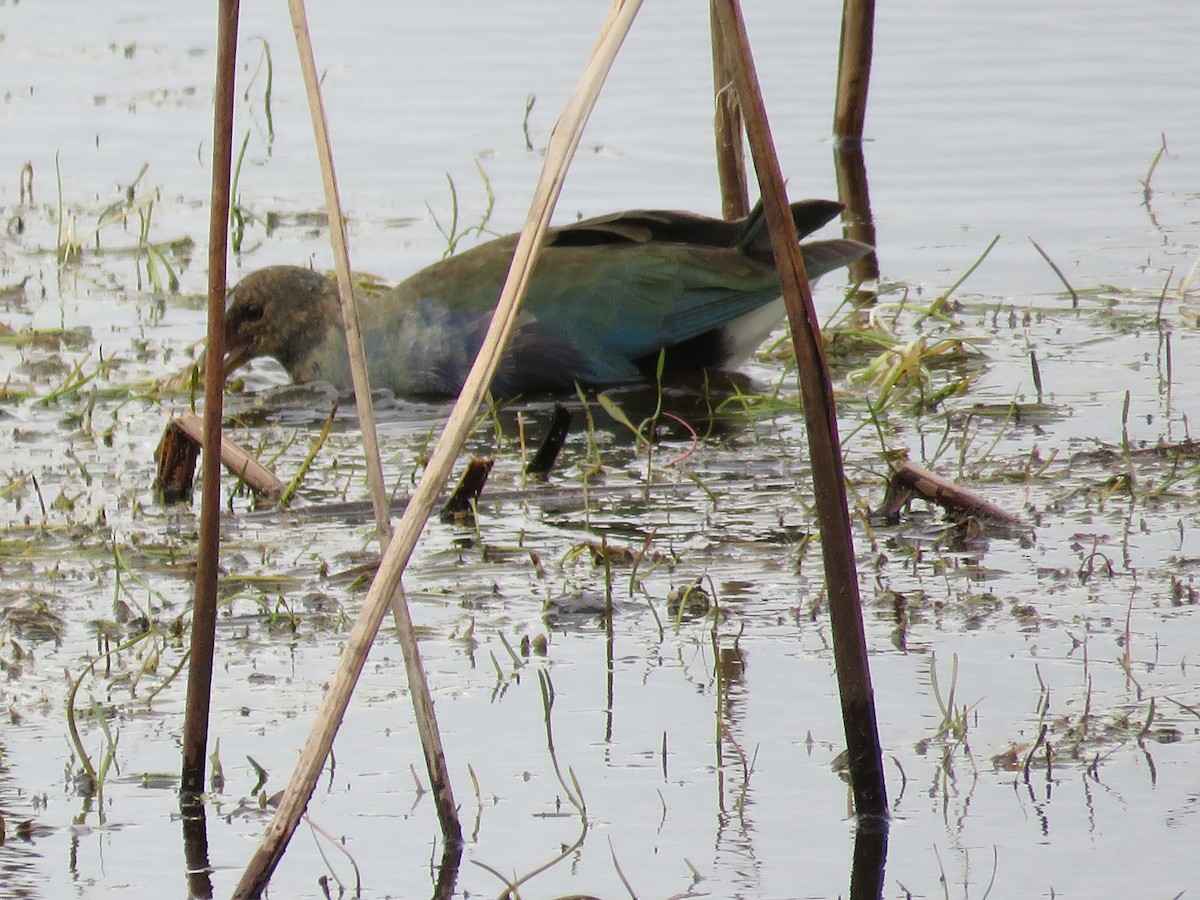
[222, 199, 871, 397]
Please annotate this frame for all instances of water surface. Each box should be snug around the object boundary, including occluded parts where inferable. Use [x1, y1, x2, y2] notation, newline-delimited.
[0, 1, 1198, 897]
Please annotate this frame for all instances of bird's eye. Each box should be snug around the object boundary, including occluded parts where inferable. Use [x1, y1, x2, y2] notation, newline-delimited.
[241, 302, 265, 322]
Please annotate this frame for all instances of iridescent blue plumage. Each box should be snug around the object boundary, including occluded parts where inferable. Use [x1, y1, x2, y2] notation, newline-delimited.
[222, 199, 871, 398]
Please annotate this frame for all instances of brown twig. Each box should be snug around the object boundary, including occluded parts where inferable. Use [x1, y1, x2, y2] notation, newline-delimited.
[440, 458, 495, 521]
[154, 420, 201, 504]
[832, 139, 880, 288]
[288, 0, 391, 545]
[285, 0, 466, 866]
[879, 460, 1023, 526]
[168, 412, 284, 500]
[525, 403, 572, 477]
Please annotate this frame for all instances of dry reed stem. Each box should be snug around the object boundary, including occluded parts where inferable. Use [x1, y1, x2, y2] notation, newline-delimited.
[287, 0, 391, 545]
[287, 0, 464, 848]
[180, 0, 240, 798]
[155, 420, 201, 503]
[713, 0, 887, 818]
[709, 0, 749, 219]
[833, 0, 875, 141]
[832, 0, 879, 285]
[233, 2, 643, 894]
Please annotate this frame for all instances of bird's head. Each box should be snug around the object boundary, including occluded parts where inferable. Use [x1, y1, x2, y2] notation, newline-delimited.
[222, 265, 341, 380]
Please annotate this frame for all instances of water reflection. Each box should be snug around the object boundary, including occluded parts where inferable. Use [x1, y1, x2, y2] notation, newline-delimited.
[0, 747, 43, 900]
[833, 139, 880, 295]
[432, 842, 462, 900]
[180, 795, 215, 899]
[850, 816, 888, 900]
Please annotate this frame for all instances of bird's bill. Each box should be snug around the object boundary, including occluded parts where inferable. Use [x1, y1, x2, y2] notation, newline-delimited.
[221, 341, 253, 379]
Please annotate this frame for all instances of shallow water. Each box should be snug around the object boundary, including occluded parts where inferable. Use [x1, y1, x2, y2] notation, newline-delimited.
[1, 1, 1199, 898]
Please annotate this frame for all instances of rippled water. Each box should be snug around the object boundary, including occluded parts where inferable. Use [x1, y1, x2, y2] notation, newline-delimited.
[1, 1, 1199, 898]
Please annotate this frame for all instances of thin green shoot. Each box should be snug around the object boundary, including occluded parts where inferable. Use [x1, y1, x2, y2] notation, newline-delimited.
[1029, 238, 1079, 308]
[1139, 132, 1168, 205]
[279, 401, 337, 507]
[916, 234, 1000, 327]
[429, 160, 496, 257]
[66, 628, 153, 792]
[522, 94, 537, 151]
[230, 131, 252, 254]
[246, 38, 276, 147]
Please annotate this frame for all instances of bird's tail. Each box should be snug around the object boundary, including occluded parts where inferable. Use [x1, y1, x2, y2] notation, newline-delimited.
[736, 198, 848, 265]
[798, 238, 874, 280]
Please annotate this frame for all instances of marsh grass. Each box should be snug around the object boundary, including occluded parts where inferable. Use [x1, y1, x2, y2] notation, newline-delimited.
[926, 653, 978, 751]
[278, 401, 338, 507]
[50, 158, 190, 291]
[244, 38, 277, 149]
[0, 325, 91, 351]
[429, 161, 497, 257]
[229, 132, 255, 255]
[228, 39, 277, 256]
[471, 669, 590, 897]
[739, 268, 995, 450]
[521, 94, 537, 152]
[596, 349, 668, 498]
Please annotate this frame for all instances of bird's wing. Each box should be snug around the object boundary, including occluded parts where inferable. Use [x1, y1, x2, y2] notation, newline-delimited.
[524, 244, 780, 372]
